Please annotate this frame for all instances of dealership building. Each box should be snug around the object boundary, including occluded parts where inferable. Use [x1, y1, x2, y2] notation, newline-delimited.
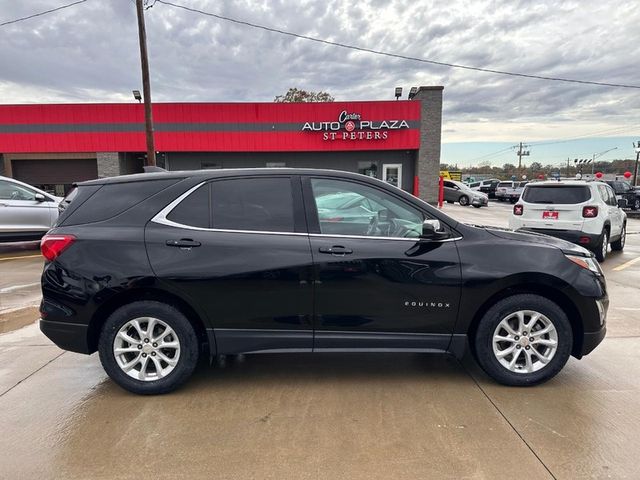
[0, 86, 443, 202]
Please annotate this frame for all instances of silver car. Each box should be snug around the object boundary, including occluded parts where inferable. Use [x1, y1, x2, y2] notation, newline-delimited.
[443, 180, 489, 207]
[0, 175, 61, 241]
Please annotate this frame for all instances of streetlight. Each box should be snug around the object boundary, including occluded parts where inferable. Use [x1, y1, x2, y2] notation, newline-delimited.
[394, 87, 403, 100]
[408, 87, 418, 100]
[132, 90, 142, 103]
[590, 147, 618, 175]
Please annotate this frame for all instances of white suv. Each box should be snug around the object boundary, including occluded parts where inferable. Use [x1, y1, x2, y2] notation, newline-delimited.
[509, 180, 626, 262]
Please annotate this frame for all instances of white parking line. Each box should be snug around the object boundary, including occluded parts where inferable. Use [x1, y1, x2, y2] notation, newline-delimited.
[0, 282, 40, 294]
[612, 257, 640, 272]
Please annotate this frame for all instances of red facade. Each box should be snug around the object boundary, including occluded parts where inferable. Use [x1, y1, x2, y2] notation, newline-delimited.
[0, 101, 420, 153]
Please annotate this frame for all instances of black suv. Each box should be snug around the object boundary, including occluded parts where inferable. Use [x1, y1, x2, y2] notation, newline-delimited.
[605, 180, 639, 210]
[40, 169, 608, 394]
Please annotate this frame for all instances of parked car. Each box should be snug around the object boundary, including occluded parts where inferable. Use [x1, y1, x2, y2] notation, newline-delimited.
[40, 168, 607, 394]
[443, 180, 488, 207]
[604, 180, 639, 210]
[478, 179, 501, 198]
[496, 181, 528, 203]
[509, 180, 626, 262]
[0, 175, 62, 241]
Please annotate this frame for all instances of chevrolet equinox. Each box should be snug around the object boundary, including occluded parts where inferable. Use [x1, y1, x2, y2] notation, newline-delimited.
[39, 169, 607, 394]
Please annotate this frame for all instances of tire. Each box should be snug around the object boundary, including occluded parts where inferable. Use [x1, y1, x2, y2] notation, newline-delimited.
[611, 224, 626, 251]
[474, 294, 572, 386]
[509, 198, 517, 204]
[446, 200, 454, 204]
[98, 301, 199, 395]
[632, 198, 640, 211]
[595, 229, 609, 262]
[473, 204, 481, 208]
[459, 195, 469, 206]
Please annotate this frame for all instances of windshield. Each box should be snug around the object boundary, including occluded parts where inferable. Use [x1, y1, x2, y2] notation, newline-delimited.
[522, 185, 591, 204]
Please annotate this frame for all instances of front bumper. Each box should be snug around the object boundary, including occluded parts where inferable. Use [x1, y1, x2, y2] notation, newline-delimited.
[40, 319, 91, 354]
[581, 325, 607, 357]
[471, 196, 489, 206]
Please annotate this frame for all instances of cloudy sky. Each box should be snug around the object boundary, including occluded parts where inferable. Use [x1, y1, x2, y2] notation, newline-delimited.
[1, 0, 638, 166]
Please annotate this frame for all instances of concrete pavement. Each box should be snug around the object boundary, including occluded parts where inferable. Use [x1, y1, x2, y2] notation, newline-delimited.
[1, 202, 639, 479]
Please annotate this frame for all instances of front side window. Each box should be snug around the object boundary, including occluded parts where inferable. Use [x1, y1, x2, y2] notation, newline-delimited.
[0, 180, 36, 201]
[211, 177, 294, 232]
[311, 178, 424, 238]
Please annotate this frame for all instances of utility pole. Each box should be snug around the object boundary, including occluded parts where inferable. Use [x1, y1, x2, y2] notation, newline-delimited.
[634, 140, 640, 187]
[136, 0, 156, 167]
[516, 142, 530, 171]
[567, 157, 570, 177]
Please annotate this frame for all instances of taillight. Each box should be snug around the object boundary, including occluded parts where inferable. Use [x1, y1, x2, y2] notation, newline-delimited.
[40, 234, 76, 261]
[582, 206, 598, 218]
[513, 204, 524, 215]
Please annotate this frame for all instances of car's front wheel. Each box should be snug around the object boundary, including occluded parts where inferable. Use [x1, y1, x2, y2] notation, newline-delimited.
[459, 195, 469, 206]
[98, 301, 199, 395]
[611, 224, 626, 251]
[474, 294, 572, 386]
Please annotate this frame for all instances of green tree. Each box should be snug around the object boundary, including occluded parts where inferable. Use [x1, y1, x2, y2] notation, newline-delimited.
[274, 88, 335, 103]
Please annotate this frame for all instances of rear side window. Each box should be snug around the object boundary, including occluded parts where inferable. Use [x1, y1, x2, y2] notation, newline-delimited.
[167, 184, 210, 228]
[61, 179, 180, 226]
[498, 182, 513, 188]
[522, 186, 591, 204]
[211, 178, 294, 232]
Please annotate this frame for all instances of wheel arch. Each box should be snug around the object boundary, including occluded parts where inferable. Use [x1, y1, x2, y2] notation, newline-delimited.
[465, 283, 584, 358]
[87, 287, 212, 356]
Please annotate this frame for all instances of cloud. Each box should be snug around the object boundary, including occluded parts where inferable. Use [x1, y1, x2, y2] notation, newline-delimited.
[0, 0, 638, 142]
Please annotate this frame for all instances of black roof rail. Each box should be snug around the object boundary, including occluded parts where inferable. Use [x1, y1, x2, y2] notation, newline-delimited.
[143, 166, 167, 173]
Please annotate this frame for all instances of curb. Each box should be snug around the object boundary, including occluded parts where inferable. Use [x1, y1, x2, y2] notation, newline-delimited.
[0, 306, 40, 335]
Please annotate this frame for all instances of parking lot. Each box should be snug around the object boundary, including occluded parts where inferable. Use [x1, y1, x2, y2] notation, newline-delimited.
[1, 201, 639, 479]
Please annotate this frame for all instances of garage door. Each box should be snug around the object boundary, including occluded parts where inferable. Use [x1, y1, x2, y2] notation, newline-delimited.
[12, 159, 98, 185]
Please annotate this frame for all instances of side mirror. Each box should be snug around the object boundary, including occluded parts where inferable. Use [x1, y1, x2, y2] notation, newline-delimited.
[617, 199, 627, 208]
[421, 219, 449, 241]
[34, 193, 46, 202]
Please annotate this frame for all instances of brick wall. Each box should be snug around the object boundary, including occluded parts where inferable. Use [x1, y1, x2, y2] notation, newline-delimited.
[97, 152, 120, 178]
[414, 86, 444, 204]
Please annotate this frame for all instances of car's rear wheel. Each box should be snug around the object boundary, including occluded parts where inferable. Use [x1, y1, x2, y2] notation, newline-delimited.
[473, 204, 482, 208]
[595, 229, 609, 262]
[611, 224, 626, 251]
[632, 198, 640, 211]
[459, 195, 469, 206]
[98, 301, 199, 395]
[474, 294, 572, 386]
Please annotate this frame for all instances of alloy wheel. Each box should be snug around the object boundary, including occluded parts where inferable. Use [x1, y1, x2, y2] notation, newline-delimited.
[492, 310, 558, 373]
[601, 232, 608, 260]
[113, 317, 181, 381]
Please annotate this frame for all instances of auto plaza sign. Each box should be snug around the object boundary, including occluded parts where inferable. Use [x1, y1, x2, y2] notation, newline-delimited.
[301, 110, 410, 141]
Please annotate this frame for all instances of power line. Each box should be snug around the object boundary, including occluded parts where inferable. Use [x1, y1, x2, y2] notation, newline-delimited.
[0, 0, 88, 28]
[156, 0, 640, 90]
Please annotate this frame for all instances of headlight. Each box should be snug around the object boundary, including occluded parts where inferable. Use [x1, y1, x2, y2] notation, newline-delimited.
[566, 254, 603, 275]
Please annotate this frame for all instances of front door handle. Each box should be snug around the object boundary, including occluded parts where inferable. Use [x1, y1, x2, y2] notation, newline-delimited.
[166, 238, 201, 248]
[319, 245, 353, 256]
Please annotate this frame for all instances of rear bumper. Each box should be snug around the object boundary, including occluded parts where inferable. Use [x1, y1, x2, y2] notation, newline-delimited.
[519, 228, 602, 248]
[39, 319, 91, 354]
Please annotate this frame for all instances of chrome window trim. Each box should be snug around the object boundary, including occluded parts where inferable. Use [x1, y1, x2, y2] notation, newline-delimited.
[151, 181, 462, 242]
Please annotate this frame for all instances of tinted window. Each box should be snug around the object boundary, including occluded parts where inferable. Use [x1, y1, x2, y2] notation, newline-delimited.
[211, 178, 294, 232]
[63, 179, 180, 226]
[311, 178, 424, 238]
[522, 185, 591, 204]
[167, 184, 210, 228]
[605, 186, 618, 206]
[498, 182, 513, 188]
[0, 180, 35, 201]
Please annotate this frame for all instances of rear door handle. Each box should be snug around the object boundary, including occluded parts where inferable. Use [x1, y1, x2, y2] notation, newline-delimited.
[166, 239, 201, 248]
[319, 246, 353, 256]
